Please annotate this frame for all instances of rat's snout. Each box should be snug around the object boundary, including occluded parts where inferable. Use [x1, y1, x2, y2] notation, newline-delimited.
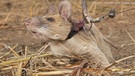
[25, 18, 32, 26]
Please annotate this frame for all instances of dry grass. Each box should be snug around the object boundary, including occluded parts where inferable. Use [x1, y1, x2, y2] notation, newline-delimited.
[0, 43, 134, 76]
[0, 0, 135, 76]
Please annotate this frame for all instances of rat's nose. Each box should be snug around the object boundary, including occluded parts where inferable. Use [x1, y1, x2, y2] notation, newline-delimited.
[25, 18, 32, 26]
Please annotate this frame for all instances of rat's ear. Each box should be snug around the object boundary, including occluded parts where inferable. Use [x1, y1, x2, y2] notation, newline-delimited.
[46, 3, 58, 15]
[59, 0, 71, 21]
[38, 3, 57, 15]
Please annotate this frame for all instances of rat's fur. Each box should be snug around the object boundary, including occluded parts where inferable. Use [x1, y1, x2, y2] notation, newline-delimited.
[26, 0, 114, 68]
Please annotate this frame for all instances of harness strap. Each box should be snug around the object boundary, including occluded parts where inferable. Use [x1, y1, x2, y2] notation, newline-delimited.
[65, 20, 85, 40]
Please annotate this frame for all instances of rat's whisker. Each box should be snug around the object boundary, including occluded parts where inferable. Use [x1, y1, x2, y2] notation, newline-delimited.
[27, 27, 38, 38]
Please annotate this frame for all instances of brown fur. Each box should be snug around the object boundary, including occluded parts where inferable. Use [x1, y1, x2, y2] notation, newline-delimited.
[25, 0, 114, 68]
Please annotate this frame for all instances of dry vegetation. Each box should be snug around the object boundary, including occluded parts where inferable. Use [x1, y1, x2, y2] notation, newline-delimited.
[0, 0, 135, 76]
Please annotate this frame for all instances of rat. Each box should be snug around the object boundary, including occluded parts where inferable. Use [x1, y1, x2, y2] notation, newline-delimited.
[25, 0, 114, 68]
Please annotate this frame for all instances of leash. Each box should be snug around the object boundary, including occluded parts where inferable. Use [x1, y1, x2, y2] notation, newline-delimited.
[90, 7, 135, 23]
[88, 7, 135, 30]
[65, 7, 135, 40]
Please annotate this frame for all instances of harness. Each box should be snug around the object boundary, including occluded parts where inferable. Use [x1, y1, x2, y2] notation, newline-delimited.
[65, 20, 85, 40]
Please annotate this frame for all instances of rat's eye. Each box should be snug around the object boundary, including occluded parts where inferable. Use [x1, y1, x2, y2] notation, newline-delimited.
[46, 17, 55, 22]
[31, 31, 37, 34]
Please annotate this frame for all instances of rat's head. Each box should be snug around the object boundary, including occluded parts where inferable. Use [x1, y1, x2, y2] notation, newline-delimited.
[25, 0, 72, 42]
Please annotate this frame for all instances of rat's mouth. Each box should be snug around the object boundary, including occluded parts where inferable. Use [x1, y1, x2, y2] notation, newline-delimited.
[31, 30, 38, 34]
[27, 26, 44, 39]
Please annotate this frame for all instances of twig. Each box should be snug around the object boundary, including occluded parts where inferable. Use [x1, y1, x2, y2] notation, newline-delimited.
[16, 62, 22, 76]
[0, 53, 52, 66]
[42, 59, 57, 70]
[120, 1, 124, 18]
[0, 66, 13, 71]
[31, 43, 50, 63]
[29, 43, 50, 74]
[71, 60, 88, 76]
[0, 44, 18, 58]
[125, 29, 135, 44]
[120, 71, 135, 76]
[32, 70, 73, 76]
[89, 1, 96, 12]
[102, 55, 135, 73]
[103, 38, 118, 49]
[8, 46, 19, 57]
[2, 44, 19, 57]
[24, 46, 27, 58]
[1, 12, 10, 26]
[0, 12, 27, 17]
[92, 1, 97, 15]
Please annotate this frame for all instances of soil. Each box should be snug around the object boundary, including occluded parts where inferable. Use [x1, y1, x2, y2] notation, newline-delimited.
[0, 0, 135, 76]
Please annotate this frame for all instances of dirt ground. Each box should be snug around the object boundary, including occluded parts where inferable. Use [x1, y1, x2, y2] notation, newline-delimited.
[0, 0, 135, 76]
